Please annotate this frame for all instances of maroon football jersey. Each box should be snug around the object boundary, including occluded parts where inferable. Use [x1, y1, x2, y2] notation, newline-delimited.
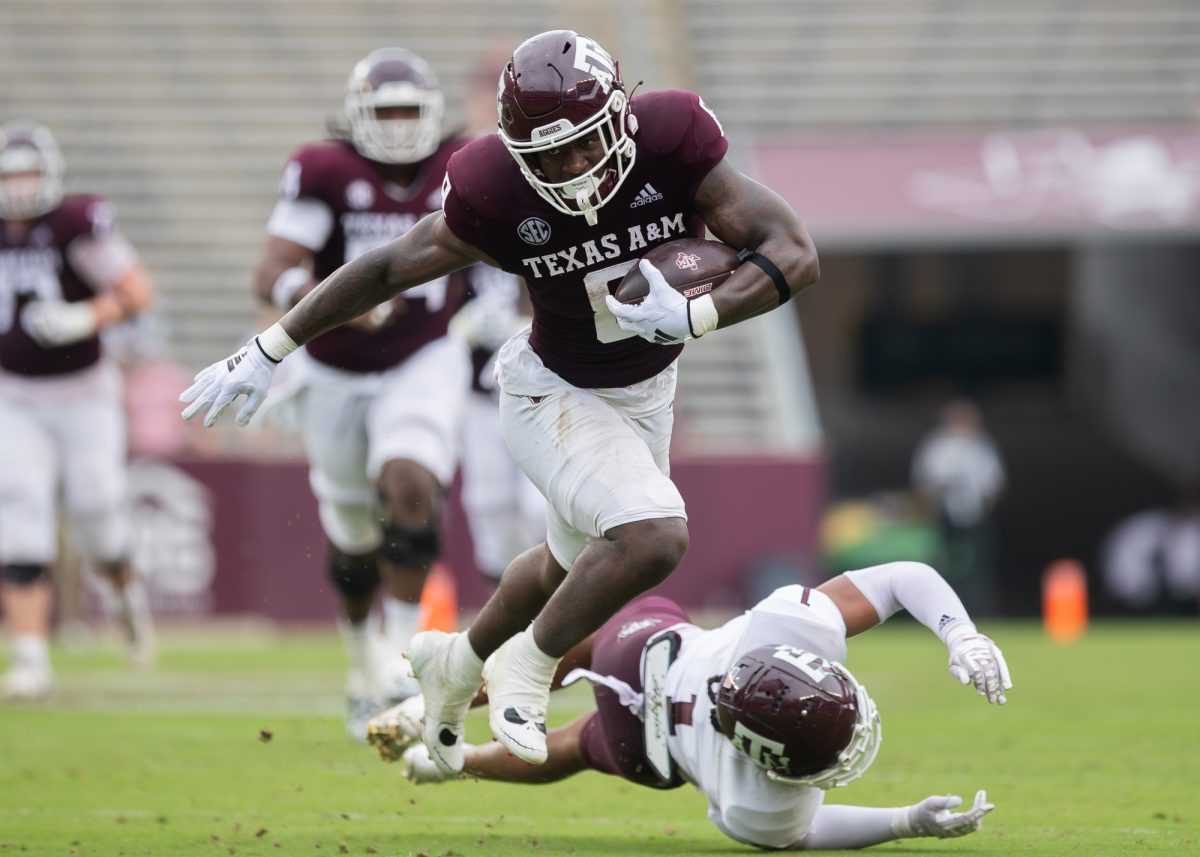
[0, 195, 113, 376]
[441, 90, 729, 388]
[278, 138, 470, 373]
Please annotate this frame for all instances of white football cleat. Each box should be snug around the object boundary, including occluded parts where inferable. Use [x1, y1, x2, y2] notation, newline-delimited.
[366, 694, 425, 763]
[3, 660, 54, 700]
[402, 742, 466, 784]
[407, 630, 481, 775]
[482, 634, 552, 765]
[344, 666, 386, 744]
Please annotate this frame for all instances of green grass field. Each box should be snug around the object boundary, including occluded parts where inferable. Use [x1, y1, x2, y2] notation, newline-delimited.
[2, 619, 1197, 857]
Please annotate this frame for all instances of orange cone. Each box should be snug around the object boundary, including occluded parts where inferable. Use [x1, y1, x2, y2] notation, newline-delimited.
[417, 562, 459, 633]
[1042, 559, 1088, 643]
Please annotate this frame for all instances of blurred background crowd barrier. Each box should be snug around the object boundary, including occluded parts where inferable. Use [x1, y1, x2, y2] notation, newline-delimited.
[3, 0, 1198, 619]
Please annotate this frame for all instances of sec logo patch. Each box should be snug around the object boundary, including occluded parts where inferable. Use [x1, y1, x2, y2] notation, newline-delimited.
[518, 217, 551, 245]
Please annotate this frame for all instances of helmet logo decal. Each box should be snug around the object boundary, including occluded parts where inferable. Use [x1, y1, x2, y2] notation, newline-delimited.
[573, 37, 616, 92]
[732, 721, 791, 771]
[771, 645, 833, 683]
[517, 216, 552, 245]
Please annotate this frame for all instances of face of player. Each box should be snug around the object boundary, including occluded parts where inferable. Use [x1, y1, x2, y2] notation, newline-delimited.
[534, 132, 605, 183]
[374, 105, 421, 122]
[0, 170, 44, 220]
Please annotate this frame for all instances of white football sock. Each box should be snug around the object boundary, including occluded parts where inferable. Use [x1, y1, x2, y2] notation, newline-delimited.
[381, 597, 422, 653]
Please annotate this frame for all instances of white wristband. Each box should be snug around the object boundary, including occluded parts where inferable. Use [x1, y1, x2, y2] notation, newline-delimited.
[270, 267, 312, 310]
[256, 322, 299, 362]
[687, 293, 719, 338]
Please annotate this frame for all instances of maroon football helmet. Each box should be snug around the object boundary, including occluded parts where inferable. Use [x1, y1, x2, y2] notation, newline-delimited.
[715, 644, 881, 789]
[497, 30, 638, 225]
[0, 119, 64, 219]
[344, 48, 444, 164]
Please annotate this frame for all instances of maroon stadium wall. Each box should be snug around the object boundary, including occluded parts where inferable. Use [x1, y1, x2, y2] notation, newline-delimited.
[126, 456, 825, 622]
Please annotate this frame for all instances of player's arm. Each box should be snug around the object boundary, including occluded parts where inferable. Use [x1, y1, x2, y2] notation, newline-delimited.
[693, 158, 820, 327]
[607, 160, 820, 345]
[784, 791, 996, 849]
[181, 212, 489, 427]
[253, 234, 317, 310]
[818, 562, 1013, 705]
[22, 234, 154, 347]
[284, 211, 489, 343]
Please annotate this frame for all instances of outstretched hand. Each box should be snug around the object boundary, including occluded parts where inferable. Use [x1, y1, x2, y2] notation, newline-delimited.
[179, 338, 279, 428]
[947, 626, 1012, 704]
[906, 790, 995, 838]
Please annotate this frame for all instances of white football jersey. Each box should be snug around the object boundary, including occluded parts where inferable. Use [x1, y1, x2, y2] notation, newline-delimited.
[665, 586, 849, 849]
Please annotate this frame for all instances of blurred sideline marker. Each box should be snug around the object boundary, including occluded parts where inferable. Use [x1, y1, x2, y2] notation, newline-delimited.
[1042, 559, 1088, 643]
[418, 563, 458, 633]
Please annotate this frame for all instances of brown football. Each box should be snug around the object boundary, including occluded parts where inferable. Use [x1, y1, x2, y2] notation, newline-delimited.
[614, 237, 741, 304]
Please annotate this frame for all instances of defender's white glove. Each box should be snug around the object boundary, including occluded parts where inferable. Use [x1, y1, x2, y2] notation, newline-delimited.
[21, 300, 98, 347]
[179, 338, 279, 427]
[899, 790, 995, 839]
[449, 292, 526, 352]
[605, 259, 717, 345]
[946, 625, 1012, 704]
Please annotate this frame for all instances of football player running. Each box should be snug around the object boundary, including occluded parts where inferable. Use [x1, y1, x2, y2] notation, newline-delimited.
[1, 119, 157, 696]
[182, 30, 820, 769]
[251, 48, 475, 740]
[374, 561, 1011, 851]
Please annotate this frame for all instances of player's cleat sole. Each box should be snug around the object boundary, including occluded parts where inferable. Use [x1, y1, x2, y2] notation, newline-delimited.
[407, 630, 481, 775]
[365, 694, 425, 763]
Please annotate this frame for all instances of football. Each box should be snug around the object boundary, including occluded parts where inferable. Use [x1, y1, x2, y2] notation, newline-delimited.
[613, 237, 740, 304]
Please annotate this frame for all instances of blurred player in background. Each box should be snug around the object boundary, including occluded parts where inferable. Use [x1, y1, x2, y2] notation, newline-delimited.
[448, 43, 546, 583]
[184, 30, 820, 769]
[0, 119, 157, 698]
[251, 48, 472, 740]
[377, 560, 1010, 851]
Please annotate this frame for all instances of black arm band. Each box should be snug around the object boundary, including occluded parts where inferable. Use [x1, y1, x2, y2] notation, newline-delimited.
[738, 249, 791, 306]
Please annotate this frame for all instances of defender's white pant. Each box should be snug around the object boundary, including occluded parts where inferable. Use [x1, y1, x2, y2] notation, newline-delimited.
[493, 332, 686, 571]
[0, 362, 130, 565]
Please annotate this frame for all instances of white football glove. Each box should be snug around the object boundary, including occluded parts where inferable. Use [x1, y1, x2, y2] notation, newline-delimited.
[449, 291, 526, 352]
[604, 259, 717, 345]
[946, 625, 1013, 705]
[901, 790, 995, 839]
[179, 338, 279, 428]
[21, 300, 98, 347]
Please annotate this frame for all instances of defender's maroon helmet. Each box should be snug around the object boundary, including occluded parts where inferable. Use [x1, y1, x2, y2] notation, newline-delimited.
[344, 48, 444, 164]
[715, 644, 882, 789]
[497, 30, 638, 224]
